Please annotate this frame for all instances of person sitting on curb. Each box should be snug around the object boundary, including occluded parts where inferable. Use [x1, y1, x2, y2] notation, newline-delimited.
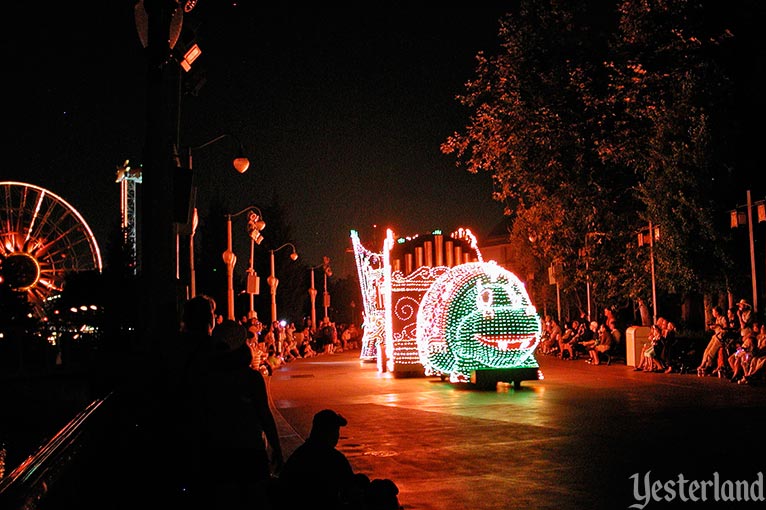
[279, 409, 356, 510]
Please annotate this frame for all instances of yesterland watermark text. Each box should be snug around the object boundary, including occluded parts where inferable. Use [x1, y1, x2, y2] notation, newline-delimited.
[629, 471, 764, 508]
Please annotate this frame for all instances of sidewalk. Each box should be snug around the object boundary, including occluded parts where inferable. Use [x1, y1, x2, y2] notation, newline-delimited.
[268, 349, 766, 510]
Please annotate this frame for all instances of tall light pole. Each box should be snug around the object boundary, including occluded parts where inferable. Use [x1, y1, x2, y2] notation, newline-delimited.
[246, 235, 258, 319]
[649, 221, 658, 325]
[730, 190, 762, 313]
[308, 270, 317, 333]
[322, 256, 332, 322]
[583, 232, 606, 321]
[189, 208, 198, 297]
[224, 206, 265, 321]
[638, 222, 660, 324]
[267, 243, 299, 324]
[179, 133, 250, 298]
[309, 257, 332, 329]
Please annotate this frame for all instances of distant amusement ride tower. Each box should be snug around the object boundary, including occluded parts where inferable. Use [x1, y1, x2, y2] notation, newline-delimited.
[115, 160, 142, 275]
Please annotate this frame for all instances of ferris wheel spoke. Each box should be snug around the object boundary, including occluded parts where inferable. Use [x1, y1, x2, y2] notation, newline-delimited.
[38, 223, 85, 258]
[25, 188, 45, 245]
[0, 181, 103, 317]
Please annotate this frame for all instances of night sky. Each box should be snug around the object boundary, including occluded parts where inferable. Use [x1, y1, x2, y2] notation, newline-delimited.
[2, 2, 763, 282]
[2, 3, 510, 280]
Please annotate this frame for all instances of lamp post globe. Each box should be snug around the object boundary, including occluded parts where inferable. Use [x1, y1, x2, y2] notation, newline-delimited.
[269, 243, 298, 324]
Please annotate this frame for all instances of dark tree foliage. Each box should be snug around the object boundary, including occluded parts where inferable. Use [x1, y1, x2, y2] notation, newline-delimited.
[443, 0, 745, 326]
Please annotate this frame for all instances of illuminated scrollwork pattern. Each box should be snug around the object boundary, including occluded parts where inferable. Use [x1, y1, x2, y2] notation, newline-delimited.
[354, 227, 514, 378]
[360, 311, 385, 362]
[392, 296, 419, 322]
[350, 230, 385, 361]
[389, 266, 451, 367]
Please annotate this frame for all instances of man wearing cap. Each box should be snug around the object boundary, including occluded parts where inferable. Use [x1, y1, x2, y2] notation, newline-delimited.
[279, 408, 355, 509]
[737, 299, 754, 332]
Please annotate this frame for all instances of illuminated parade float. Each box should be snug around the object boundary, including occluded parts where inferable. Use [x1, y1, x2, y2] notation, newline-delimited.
[350, 228, 543, 388]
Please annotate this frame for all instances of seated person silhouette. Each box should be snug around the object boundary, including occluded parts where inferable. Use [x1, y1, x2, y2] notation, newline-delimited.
[280, 409, 356, 510]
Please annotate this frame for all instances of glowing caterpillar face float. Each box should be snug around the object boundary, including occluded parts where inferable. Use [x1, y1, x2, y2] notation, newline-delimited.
[417, 262, 541, 383]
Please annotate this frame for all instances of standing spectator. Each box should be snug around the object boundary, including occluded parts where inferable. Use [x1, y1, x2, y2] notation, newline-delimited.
[284, 322, 296, 349]
[262, 323, 276, 356]
[172, 296, 284, 509]
[304, 317, 317, 338]
[204, 322, 283, 510]
[318, 318, 337, 354]
[269, 321, 286, 356]
[159, 294, 219, 505]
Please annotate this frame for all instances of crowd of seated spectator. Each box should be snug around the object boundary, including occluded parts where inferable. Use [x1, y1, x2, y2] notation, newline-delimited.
[240, 315, 362, 376]
[545, 298, 766, 386]
[538, 309, 622, 365]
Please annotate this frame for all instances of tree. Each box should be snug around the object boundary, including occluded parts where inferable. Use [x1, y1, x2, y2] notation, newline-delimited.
[591, 0, 737, 324]
[442, 0, 635, 319]
[443, 0, 741, 327]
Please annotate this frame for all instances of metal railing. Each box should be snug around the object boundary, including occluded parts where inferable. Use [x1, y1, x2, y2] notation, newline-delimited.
[0, 394, 111, 510]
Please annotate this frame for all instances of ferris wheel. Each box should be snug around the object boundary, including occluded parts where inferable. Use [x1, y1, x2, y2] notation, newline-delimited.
[0, 181, 103, 316]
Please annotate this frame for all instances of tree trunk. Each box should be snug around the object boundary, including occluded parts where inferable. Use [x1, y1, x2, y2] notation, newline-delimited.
[637, 298, 652, 326]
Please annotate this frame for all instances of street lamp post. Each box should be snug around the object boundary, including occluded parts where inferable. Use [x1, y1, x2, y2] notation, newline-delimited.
[638, 222, 660, 324]
[309, 257, 332, 329]
[322, 256, 332, 322]
[308, 271, 318, 333]
[730, 190, 764, 313]
[246, 236, 257, 319]
[179, 133, 250, 298]
[583, 232, 606, 321]
[649, 221, 658, 325]
[185, 133, 250, 175]
[267, 243, 299, 324]
[323, 267, 331, 322]
[189, 208, 198, 297]
[224, 206, 266, 321]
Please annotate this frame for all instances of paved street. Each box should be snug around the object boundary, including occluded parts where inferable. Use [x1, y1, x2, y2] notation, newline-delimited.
[268, 350, 766, 510]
